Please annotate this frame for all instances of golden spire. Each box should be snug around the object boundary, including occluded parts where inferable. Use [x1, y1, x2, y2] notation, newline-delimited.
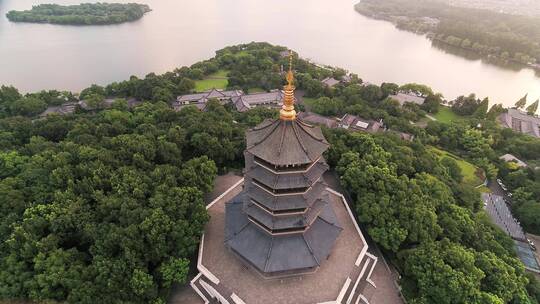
[280, 50, 296, 121]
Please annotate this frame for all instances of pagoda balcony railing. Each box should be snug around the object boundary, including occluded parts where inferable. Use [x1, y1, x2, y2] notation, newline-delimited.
[250, 198, 307, 216]
[247, 215, 307, 235]
[252, 178, 311, 195]
[253, 156, 319, 174]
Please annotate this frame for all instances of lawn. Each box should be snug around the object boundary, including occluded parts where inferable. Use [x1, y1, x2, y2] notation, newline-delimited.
[208, 69, 229, 78]
[194, 70, 229, 92]
[248, 87, 266, 93]
[477, 186, 492, 193]
[413, 117, 431, 128]
[194, 79, 228, 91]
[433, 106, 463, 124]
[429, 146, 484, 186]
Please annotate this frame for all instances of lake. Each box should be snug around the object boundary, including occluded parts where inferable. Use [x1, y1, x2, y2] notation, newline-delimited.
[1, 0, 540, 109]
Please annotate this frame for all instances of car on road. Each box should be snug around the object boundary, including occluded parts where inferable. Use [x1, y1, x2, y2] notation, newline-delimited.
[528, 239, 537, 251]
[497, 178, 508, 191]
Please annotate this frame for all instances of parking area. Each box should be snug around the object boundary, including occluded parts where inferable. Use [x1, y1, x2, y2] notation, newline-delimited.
[482, 193, 540, 272]
[488, 180, 506, 196]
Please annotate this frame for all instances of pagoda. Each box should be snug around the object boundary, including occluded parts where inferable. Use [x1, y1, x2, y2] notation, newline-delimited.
[224, 53, 342, 277]
[189, 51, 388, 304]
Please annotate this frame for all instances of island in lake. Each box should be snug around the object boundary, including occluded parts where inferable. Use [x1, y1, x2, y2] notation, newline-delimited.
[6, 3, 151, 25]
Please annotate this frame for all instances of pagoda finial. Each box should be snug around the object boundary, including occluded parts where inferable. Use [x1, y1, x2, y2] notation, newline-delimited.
[280, 50, 296, 121]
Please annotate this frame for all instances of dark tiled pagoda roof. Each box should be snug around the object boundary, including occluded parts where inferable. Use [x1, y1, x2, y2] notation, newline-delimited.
[225, 193, 342, 274]
[244, 160, 328, 190]
[244, 198, 327, 231]
[245, 180, 328, 212]
[246, 119, 329, 166]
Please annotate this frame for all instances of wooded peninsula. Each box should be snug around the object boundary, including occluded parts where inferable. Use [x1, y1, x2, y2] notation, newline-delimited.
[355, 0, 540, 67]
[1, 42, 540, 303]
[6, 3, 151, 25]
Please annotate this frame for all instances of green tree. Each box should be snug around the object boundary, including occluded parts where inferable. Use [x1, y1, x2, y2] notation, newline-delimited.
[309, 97, 345, 116]
[515, 200, 540, 234]
[452, 94, 482, 116]
[9, 97, 47, 117]
[0, 85, 22, 116]
[179, 156, 218, 193]
[152, 87, 173, 103]
[441, 157, 463, 182]
[421, 94, 442, 114]
[337, 147, 442, 252]
[515, 94, 528, 109]
[461, 128, 493, 159]
[486, 103, 504, 121]
[159, 258, 190, 288]
[360, 84, 383, 103]
[0, 151, 27, 178]
[84, 93, 105, 110]
[475, 251, 530, 303]
[526, 99, 539, 115]
[80, 84, 106, 99]
[399, 83, 434, 96]
[130, 269, 156, 297]
[399, 240, 486, 304]
[473, 97, 489, 118]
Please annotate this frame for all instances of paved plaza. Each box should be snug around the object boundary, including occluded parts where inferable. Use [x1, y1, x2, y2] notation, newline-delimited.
[200, 183, 362, 303]
[169, 176, 404, 304]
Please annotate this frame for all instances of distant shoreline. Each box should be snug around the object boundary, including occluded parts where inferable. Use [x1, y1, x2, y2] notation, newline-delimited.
[354, 0, 540, 73]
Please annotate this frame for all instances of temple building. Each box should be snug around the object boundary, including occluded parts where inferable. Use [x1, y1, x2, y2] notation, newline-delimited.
[189, 52, 397, 304]
[225, 64, 341, 277]
[173, 89, 284, 112]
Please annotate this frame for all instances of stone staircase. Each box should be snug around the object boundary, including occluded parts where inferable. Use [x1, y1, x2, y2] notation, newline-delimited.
[191, 273, 238, 304]
[341, 254, 377, 304]
[191, 253, 377, 304]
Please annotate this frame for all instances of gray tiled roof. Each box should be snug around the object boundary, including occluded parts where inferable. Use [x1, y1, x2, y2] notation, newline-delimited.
[39, 102, 78, 117]
[321, 77, 340, 87]
[338, 113, 382, 133]
[245, 160, 328, 190]
[246, 119, 329, 166]
[225, 192, 342, 274]
[244, 179, 328, 212]
[499, 154, 528, 167]
[177, 92, 208, 103]
[206, 88, 226, 99]
[240, 91, 283, 105]
[244, 198, 326, 231]
[177, 89, 243, 103]
[297, 112, 338, 128]
[389, 93, 425, 106]
[232, 91, 284, 112]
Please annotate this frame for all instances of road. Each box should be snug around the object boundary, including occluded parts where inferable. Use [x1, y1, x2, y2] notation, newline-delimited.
[487, 179, 507, 197]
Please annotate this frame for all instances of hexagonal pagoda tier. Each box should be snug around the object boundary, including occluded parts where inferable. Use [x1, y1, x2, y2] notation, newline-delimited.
[225, 118, 342, 277]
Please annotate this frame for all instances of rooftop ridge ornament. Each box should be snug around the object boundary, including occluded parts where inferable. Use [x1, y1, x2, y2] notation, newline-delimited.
[280, 50, 297, 121]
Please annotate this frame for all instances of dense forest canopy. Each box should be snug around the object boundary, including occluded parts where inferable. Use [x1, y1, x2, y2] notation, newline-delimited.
[6, 3, 151, 25]
[355, 0, 540, 64]
[0, 42, 539, 303]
